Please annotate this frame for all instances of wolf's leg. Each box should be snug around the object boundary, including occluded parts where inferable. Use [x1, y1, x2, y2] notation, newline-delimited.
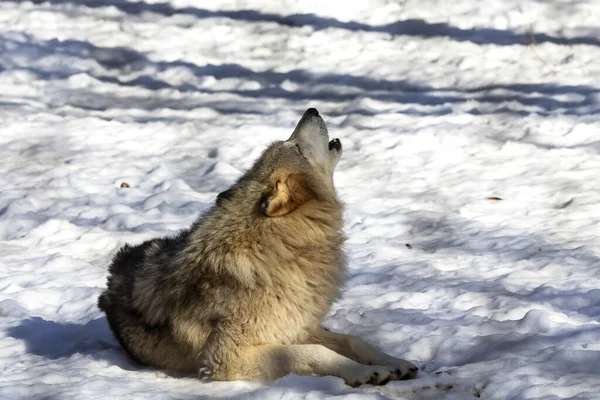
[101, 308, 199, 374]
[306, 328, 418, 380]
[209, 343, 407, 386]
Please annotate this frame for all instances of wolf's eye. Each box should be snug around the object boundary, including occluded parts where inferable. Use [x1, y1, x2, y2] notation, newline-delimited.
[294, 144, 304, 156]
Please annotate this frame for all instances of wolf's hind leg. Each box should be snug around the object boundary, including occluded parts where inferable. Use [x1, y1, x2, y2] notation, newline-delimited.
[210, 344, 406, 386]
[102, 306, 199, 374]
[306, 328, 418, 380]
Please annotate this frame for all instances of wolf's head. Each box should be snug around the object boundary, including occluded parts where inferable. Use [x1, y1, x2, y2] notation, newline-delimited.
[216, 108, 342, 218]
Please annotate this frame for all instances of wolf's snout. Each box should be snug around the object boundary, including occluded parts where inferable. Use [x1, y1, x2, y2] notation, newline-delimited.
[288, 108, 328, 143]
[288, 108, 341, 175]
[328, 138, 341, 152]
[304, 108, 319, 117]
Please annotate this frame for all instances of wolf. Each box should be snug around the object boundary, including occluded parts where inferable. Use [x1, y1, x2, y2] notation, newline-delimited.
[98, 108, 418, 386]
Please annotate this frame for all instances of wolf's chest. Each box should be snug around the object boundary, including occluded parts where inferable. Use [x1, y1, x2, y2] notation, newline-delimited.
[236, 261, 344, 344]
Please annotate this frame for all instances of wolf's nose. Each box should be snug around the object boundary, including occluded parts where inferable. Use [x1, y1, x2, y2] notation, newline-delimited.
[305, 108, 319, 117]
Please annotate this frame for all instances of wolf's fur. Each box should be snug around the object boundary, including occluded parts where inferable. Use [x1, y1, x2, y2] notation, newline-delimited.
[98, 108, 418, 386]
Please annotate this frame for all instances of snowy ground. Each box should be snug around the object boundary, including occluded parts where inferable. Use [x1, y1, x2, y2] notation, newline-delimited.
[1, 0, 600, 399]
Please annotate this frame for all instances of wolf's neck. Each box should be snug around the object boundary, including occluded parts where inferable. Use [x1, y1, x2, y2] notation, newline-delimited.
[182, 203, 345, 288]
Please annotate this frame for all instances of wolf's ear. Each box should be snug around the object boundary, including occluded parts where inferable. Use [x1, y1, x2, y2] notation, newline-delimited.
[261, 174, 312, 217]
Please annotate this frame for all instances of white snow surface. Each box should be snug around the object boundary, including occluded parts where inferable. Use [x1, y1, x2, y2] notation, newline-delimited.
[1, 0, 600, 399]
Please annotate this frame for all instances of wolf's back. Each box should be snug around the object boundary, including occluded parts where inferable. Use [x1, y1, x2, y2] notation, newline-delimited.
[98, 241, 152, 312]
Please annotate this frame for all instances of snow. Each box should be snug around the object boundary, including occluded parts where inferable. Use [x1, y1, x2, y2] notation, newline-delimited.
[1, 0, 600, 398]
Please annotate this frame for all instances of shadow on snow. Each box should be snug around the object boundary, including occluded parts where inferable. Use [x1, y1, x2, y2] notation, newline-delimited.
[1, 32, 598, 120]
[10, 0, 600, 47]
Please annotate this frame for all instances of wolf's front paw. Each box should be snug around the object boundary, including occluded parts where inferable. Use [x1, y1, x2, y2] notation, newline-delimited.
[343, 365, 397, 387]
[389, 358, 419, 380]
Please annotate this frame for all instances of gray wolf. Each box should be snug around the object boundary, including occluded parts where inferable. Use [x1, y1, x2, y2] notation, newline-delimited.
[98, 108, 418, 386]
